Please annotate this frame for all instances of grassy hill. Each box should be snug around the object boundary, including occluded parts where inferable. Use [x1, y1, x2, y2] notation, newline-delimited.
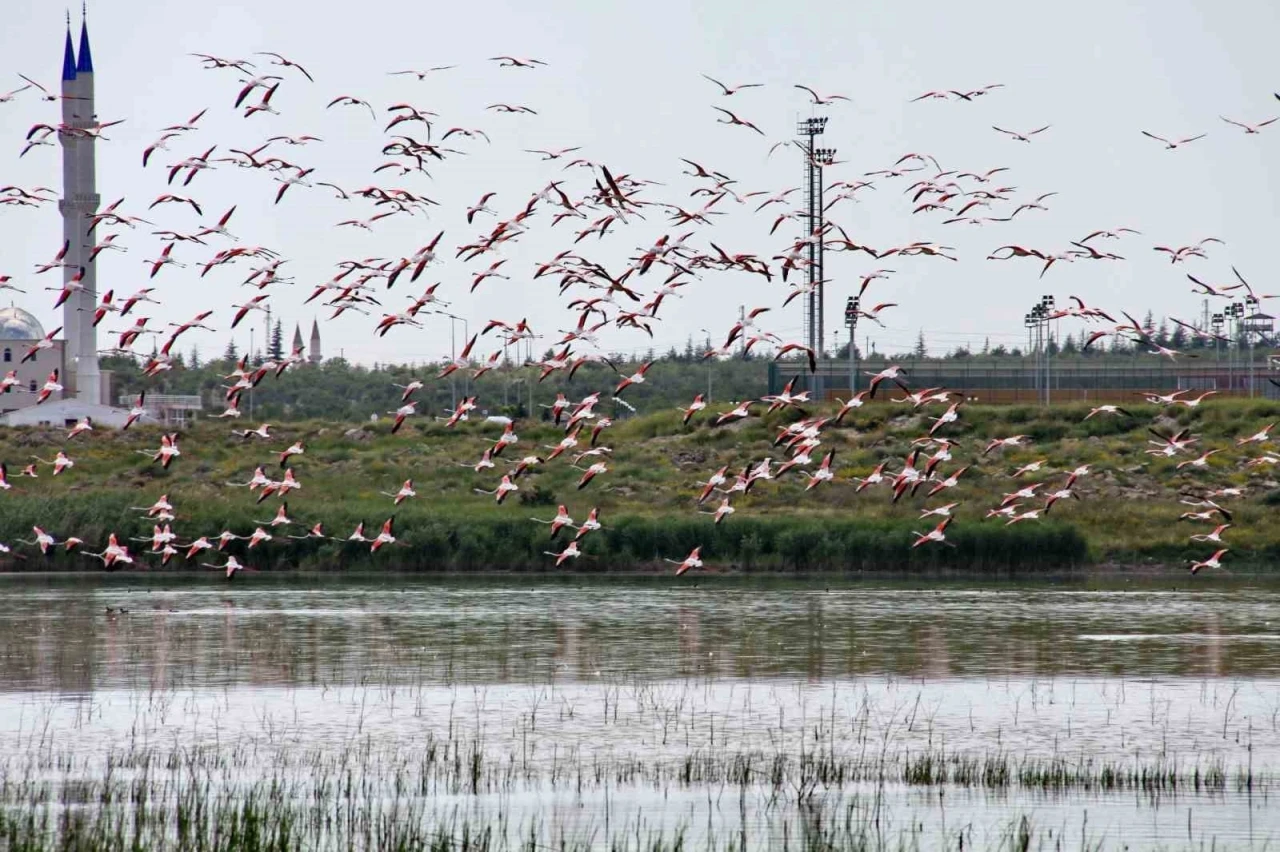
[1, 397, 1278, 573]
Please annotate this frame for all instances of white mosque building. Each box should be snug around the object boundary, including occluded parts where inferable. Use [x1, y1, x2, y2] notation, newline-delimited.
[1, 15, 126, 427]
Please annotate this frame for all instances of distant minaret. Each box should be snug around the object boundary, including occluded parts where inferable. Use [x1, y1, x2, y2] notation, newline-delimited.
[292, 323, 304, 357]
[309, 320, 322, 364]
[57, 10, 101, 403]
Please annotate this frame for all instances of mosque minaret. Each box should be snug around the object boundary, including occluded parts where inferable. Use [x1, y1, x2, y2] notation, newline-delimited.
[57, 11, 102, 404]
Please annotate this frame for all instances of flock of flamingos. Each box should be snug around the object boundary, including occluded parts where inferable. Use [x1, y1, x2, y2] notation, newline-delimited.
[1, 37, 1278, 577]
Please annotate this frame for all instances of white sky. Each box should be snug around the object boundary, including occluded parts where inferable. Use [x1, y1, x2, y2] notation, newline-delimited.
[1, 0, 1277, 364]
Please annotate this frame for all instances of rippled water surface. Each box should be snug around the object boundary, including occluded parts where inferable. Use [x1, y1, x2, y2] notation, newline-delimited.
[2, 574, 1279, 850]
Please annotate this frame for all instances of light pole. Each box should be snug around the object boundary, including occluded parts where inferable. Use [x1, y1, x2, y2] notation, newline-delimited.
[510, 377, 525, 417]
[1244, 295, 1261, 397]
[1227, 302, 1245, 395]
[844, 295, 861, 395]
[1025, 301, 1051, 404]
[1039, 295, 1055, 405]
[437, 311, 470, 408]
[1023, 312, 1037, 402]
[248, 326, 255, 418]
[1211, 313, 1224, 369]
[699, 327, 713, 401]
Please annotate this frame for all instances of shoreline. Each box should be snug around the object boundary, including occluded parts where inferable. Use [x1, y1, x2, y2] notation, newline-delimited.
[0, 561, 1269, 581]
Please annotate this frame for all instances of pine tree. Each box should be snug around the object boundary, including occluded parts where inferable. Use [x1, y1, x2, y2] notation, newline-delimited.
[223, 338, 239, 364]
[1154, 319, 1170, 349]
[189, 346, 201, 369]
[269, 319, 285, 362]
[913, 329, 928, 358]
[981, 336, 990, 355]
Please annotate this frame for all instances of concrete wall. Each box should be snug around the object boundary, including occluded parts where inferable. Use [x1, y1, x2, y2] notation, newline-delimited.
[0, 341, 66, 413]
[2, 397, 129, 428]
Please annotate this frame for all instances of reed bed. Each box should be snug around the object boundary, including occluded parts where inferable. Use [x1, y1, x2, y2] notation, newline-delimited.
[0, 731, 1267, 852]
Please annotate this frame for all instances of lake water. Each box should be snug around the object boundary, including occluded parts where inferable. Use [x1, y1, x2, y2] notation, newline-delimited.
[1, 574, 1278, 850]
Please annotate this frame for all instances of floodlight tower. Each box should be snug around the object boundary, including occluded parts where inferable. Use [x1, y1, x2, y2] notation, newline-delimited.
[796, 116, 834, 397]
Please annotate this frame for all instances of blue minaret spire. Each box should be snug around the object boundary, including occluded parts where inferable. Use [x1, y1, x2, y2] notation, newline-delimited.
[61, 12, 77, 81]
[76, 3, 93, 74]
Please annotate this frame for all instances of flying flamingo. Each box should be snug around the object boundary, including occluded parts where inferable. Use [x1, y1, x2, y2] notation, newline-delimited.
[712, 107, 765, 135]
[370, 518, 398, 552]
[32, 451, 74, 476]
[614, 361, 653, 395]
[573, 508, 603, 541]
[804, 452, 836, 490]
[36, 360, 63, 399]
[1219, 115, 1278, 134]
[438, 334, 478, 379]
[702, 75, 764, 96]
[531, 505, 575, 538]
[675, 394, 708, 424]
[388, 400, 418, 434]
[699, 498, 735, 525]
[1189, 549, 1228, 574]
[278, 441, 305, 467]
[574, 462, 609, 489]
[202, 556, 254, 580]
[993, 125, 1051, 142]
[544, 541, 582, 567]
[666, 545, 704, 576]
[1190, 524, 1231, 544]
[911, 517, 954, 548]
[85, 534, 133, 569]
[866, 365, 908, 398]
[1141, 130, 1206, 149]
[475, 475, 519, 504]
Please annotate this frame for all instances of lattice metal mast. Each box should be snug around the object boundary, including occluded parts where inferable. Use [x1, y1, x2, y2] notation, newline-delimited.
[795, 117, 836, 364]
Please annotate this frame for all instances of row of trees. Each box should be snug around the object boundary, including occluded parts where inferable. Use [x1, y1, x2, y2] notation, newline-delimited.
[110, 309, 1273, 421]
[869, 310, 1274, 361]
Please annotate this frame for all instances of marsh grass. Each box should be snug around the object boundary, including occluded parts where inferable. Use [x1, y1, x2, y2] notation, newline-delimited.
[0, 729, 1265, 852]
[1, 398, 1278, 572]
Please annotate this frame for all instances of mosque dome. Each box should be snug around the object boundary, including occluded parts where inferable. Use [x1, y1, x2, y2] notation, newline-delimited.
[0, 306, 47, 341]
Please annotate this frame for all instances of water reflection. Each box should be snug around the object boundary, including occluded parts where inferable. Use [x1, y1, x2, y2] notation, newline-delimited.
[2, 579, 1280, 692]
[3, 576, 1280, 849]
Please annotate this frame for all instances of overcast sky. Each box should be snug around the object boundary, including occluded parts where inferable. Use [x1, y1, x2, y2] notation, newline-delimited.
[1, 0, 1277, 365]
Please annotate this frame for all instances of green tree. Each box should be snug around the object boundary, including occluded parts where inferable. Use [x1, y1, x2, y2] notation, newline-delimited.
[1154, 319, 1170, 349]
[913, 330, 927, 358]
[223, 338, 239, 364]
[269, 319, 285, 362]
